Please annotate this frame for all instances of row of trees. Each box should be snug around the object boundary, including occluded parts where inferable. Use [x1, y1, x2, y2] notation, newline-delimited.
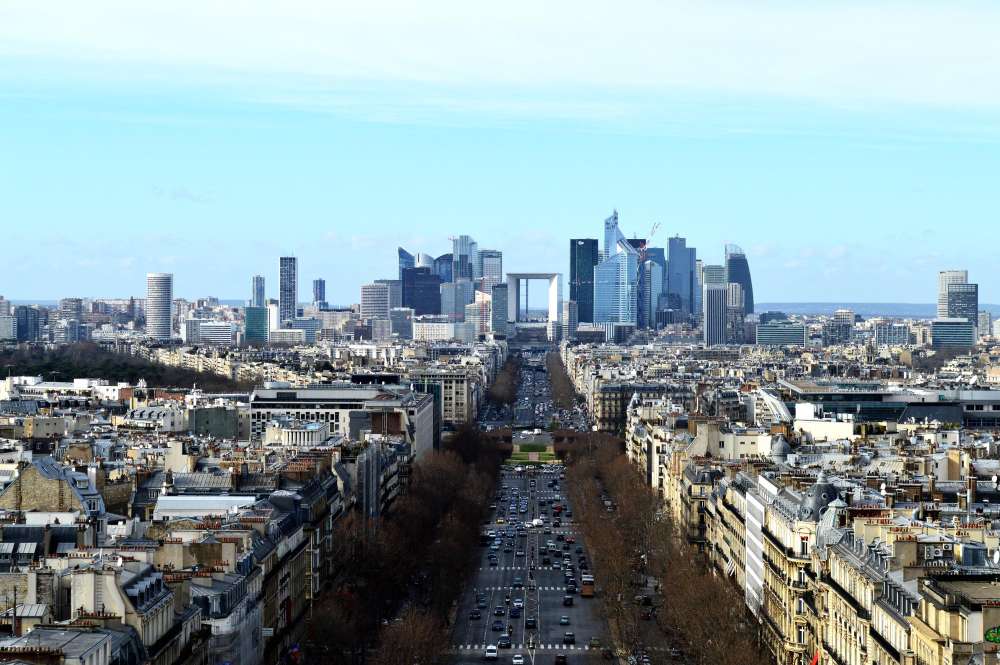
[0, 343, 252, 391]
[545, 351, 576, 410]
[563, 435, 769, 665]
[487, 356, 521, 405]
[307, 426, 510, 665]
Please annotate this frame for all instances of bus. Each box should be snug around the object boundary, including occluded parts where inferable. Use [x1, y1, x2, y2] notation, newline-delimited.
[580, 574, 595, 598]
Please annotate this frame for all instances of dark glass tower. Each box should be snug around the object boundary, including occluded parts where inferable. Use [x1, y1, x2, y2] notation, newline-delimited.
[569, 239, 599, 323]
[398, 247, 415, 280]
[279, 256, 297, 324]
[667, 236, 696, 315]
[725, 244, 755, 314]
[434, 253, 453, 283]
[401, 267, 443, 315]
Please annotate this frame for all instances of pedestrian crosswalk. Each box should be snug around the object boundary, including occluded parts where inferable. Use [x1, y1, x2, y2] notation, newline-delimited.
[451, 644, 590, 651]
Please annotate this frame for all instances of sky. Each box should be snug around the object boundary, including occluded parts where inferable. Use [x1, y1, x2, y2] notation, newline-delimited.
[3, 1, 1000, 305]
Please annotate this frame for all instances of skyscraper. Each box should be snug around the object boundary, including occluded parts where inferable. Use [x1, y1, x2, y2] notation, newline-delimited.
[570, 239, 599, 323]
[398, 247, 415, 280]
[594, 212, 638, 325]
[312, 279, 326, 307]
[244, 306, 269, 345]
[452, 236, 478, 281]
[725, 244, 754, 314]
[703, 283, 727, 345]
[59, 298, 83, 322]
[640, 260, 664, 329]
[360, 282, 391, 320]
[375, 279, 403, 309]
[279, 257, 298, 324]
[402, 267, 443, 315]
[947, 282, 979, 327]
[667, 236, 697, 316]
[491, 283, 509, 337]
[478, 249, 503, 293]
[441, 279, 474, 322]
[251, 275, 265, 308]
[145, 272, 173, 340]
[937, 270, 968, 319]
[13, 306, 39, 342]
[725, 283, 746, 343]
[434, 253, 453, 283]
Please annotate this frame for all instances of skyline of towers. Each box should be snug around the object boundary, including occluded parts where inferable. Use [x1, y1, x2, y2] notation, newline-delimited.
[278, 256, 297, 324]
[145, 272, 173, 340]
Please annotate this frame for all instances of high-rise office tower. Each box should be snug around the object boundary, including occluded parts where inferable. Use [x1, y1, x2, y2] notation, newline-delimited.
[703, 283, 727, 345]
[312, 279, 326, 307]
[279, 257, 298, 324]
[478, 249, 503, 293]
[938, 270, 968, 319]
[145, 272, 173, 340]
[441, 279, 474, 322]
[667, 236, 697, 316]
[725, 245, 755, 314]
[725, 283, 746, 343]
[401, 267, 443, 315]
[375, 279, 403, 309]
[415, 253, 434, 269]
[59, 298, 84, 322]
[562, 300, 579, 340]
[244, 306, 269, 345]
[640, 260, 664, 329]
[947, 282, 979, 326]
[360, 282, 391, 320]
[0, 315, 15, 341]
[398, 247, 415, 280]
[491, 283, 509, 337]
[434, 253, 453, 283]
[594, 212, 639, 325]
[702, 265, 726, 287]
[570, 239, 599, 323]
[389, 307, 414, 339]
[14, 306, 40, 342]
[0, 296, 9, 316]
[452, 236, 478, 281]
[251, 275, 265, 308]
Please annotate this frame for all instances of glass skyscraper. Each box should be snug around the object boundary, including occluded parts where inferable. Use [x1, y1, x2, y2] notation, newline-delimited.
[725, 244, 754, 314]
[244, 306, 269, 344]
[594, 212, 638, 325]
[398, 247, 415, 280]
[452, 235, 479, 281]
[402, 267, 443, 315]
[251, 275, 265, 308]
[570, 239, 599, 323]
[947, 282, 979, 326]
[667, 236, 697, 316]
[434, 253, 453, 283]
[278, 256, 298, 324]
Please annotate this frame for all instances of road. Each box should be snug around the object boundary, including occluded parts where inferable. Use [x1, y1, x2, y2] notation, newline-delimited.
[448, 465, 610, 665]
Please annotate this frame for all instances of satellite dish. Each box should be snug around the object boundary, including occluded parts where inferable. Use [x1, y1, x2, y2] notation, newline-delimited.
[994, 550, 999, 566]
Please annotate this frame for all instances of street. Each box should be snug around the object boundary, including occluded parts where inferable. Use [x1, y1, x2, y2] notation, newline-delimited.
[448, 463, 610, 665]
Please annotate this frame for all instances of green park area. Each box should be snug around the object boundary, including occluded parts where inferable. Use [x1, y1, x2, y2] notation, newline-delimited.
[507, 442, 558, 464]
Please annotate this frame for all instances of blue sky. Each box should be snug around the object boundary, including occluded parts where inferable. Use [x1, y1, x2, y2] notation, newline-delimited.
[3, 1, 1000, 305]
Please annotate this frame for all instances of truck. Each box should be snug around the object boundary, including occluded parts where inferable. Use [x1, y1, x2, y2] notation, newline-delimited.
[580, 574, 595, 598]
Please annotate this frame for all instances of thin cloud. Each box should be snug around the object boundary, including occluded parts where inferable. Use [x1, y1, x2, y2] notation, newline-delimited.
[4, 1, 1000, 111]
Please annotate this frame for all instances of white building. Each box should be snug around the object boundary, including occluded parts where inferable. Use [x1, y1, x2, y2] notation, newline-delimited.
[145, 272, 173, 340]
[360, 282, 390, 320]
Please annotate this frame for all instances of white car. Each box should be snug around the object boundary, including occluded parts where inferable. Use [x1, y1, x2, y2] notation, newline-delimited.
[512, 655, 525, 665]
[484, 645, 499, 660]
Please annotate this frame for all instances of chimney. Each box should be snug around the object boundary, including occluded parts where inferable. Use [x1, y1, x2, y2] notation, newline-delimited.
[967, 475, 977, 514]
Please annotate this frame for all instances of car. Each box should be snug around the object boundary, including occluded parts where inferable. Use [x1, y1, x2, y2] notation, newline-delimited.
[563, 595, 574, 606]
[484, 645, 499, 660]
[512, 577, 524, 588]
[478, 599, 489, 608]
[563, 543, 571, 551]
[492, 620, 505, 631]
[575, 546, 583, 554]
[498, 635, 512, 649]
[556, 534, 564, 541]
[589, 637, 602, 648]
[563, 632, 576, 645]
[495, 607, 506, 616]
[559, 615, 570, 625]
[513, 598, 524, 609]
[566, 585, 577, 594]
[470, 610, 482, 620]
[489, 559, 498, 567]
[554, 656, 568, 665]
[515, 550, 525, 557]
[552, 561, 561, 570]
[525, 616, 537, 629]
[513, 655, 525, 665]
[510, 607, 521, 618]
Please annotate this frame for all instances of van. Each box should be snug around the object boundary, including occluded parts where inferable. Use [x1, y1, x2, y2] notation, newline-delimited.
[484, 645, 498, 660]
